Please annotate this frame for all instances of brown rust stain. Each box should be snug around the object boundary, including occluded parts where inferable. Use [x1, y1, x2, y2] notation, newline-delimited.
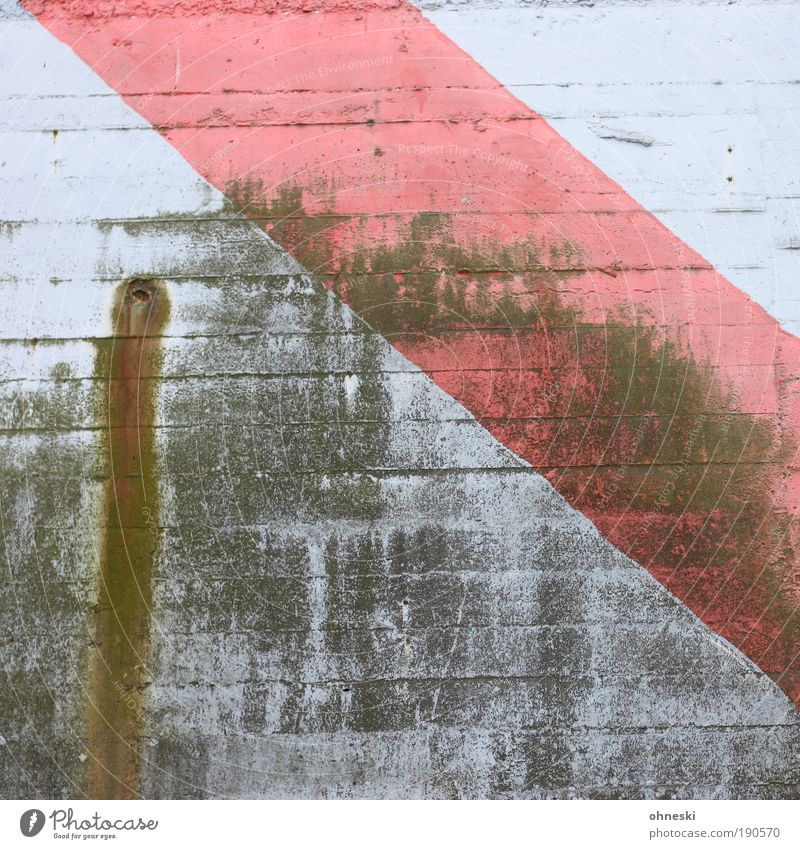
[88, 278, 169, 799]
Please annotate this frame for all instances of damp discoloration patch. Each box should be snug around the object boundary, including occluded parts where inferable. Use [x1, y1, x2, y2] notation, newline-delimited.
[221, 185, 800, 705]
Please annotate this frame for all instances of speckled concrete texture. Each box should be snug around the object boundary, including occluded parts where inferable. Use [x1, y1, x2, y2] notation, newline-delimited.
[1, 1, 798, 799]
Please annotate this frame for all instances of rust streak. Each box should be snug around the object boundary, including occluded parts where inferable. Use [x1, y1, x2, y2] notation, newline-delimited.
[87, 278, 168, 799]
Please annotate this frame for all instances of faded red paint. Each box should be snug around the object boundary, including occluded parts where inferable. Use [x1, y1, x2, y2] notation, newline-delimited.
[27, 1, 800, 704]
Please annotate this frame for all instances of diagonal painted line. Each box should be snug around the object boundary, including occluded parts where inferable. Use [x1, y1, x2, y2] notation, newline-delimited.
[18, 0, 800, 705]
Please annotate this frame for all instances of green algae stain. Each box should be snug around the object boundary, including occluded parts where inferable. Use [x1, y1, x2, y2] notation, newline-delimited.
[222, 178, 800, 703]
[87, 278, 169, 799]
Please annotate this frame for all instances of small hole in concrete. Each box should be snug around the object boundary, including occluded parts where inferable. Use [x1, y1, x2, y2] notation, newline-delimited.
[126, 278, 156, 304]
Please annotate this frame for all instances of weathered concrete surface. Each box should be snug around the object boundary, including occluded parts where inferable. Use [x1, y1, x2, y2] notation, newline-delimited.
[418, 0, 800, 335]
[31, 0, 800, 706]
[1, 2, 799, 799]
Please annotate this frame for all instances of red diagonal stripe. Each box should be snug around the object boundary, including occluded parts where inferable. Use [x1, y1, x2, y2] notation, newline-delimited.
[25, 0, 800, 704]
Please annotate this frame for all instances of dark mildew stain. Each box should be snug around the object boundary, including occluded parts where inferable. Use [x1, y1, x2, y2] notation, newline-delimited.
[88, 277, 169, 799]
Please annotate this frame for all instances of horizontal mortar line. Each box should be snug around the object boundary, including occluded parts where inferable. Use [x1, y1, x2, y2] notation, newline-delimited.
[8, 461, 782, 481]
[0, 367, 784, 383]
[12, 548, 592, 560]
[0, 449, 780, 468]
[4, 570, 638, 584]
[122, 672, 780, 692]
[4, 467, 528, 478]
[0, 207, 668, 224]
[21, 548, 576, 570]
[6, 78, 800, 99]
[0, 544, 617, 556]
[0, 628, 700, 640]
[8, 284, 737, 303]
[31, 594, 692, 619]
[0, 84, 519, 101]
[9, 115, 547, 132]
[149, 576, 655, 585]
[257, 207, 704, 222]
[170, 613, 738, 631]
[145, 719, 800, 734]
[322, 264, 719, 275]
[4, 523, 584, 537]
[0, 208, 704, 224]
[13, 119, 767, 132]
[480, 413, 779, 422]
[8, 604, 773, 624]
[0, 231, 726, 250]
[0, 331, 389, 342]
[89, 665, 663, 683]
[1, 207, 685, 223]
[280, 321, 785, 332]
[1, 71, 795, 92]
[537, 786, 800, 794]
[398, 361, 788, 370]
[0, 421, 483, 434]
[131, 670, 781, 686]
[0, 387, 784, 408]
[138, 621, 699, 632]
[259, 264, 720, 276]
[0, 570, 655, 584]
[535, 459, 782, 469]
[5, 281, 326, 293]
[0, 519, 663, 533]
[0, 433, 503, 443]
[146, 569, 751, 582]
[511, 78, 800, 88]
[5, 724, 794, 746]
[136, 709, 800, 730]
[3, 514, 573, 527]
[0, 83, 523, 99]
[0, 332, 389, 343]
[5, 468, 539, 482]
[0, 322, 783, 344]
[3, 326, 774, 346]
[0, 274, 319, 283]
[1, 415, 777, 434]
[142, 529, 737, 544]
[3, 468, 548, 481]
[0, 371, 427, 382]
[147, 618, 740, 630]
[0, 260, 710, 277]
[1, 276, 736, 294]
[545, 111, 760, 120]
[0, 434, 780, 454]
[523, 784, 800, 793]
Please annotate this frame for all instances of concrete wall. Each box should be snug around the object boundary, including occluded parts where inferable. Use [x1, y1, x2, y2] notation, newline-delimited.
[1, 0, 799, 799]
[420, 0, 800, 336]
